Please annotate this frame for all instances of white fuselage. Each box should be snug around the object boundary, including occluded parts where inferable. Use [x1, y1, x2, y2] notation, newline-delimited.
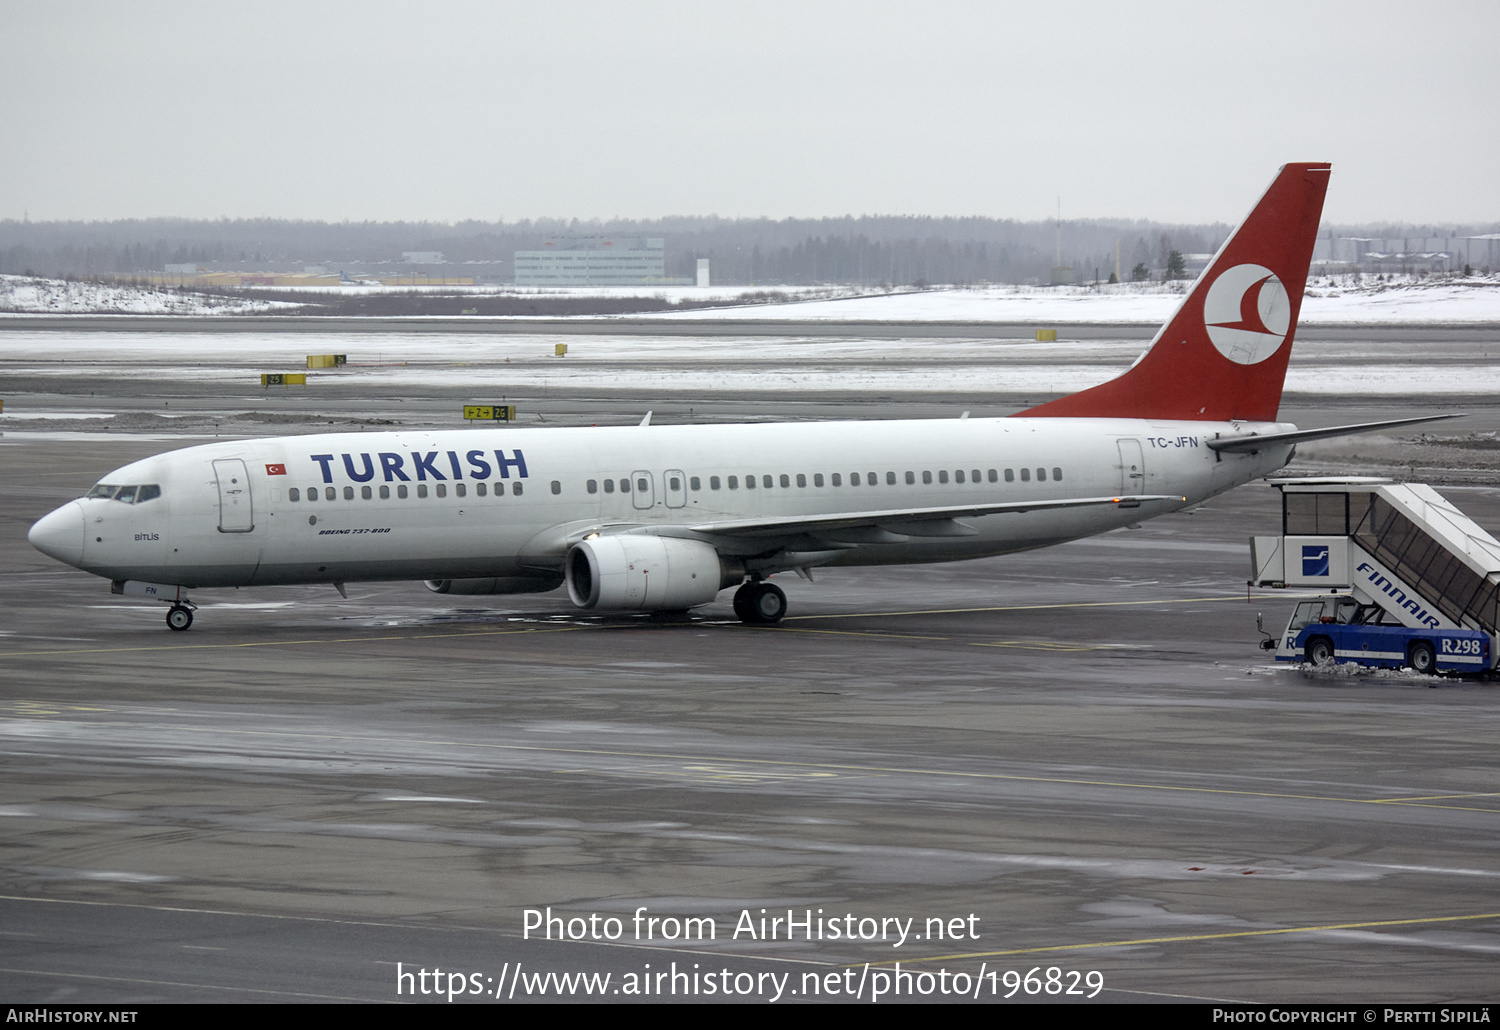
[34, 416, 1295, 591]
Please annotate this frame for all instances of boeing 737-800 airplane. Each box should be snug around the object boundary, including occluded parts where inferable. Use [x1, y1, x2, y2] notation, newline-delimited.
[27, 163, 1449, 630]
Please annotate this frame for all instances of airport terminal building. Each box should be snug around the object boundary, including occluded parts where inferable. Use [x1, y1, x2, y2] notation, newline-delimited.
[514, 237, 691, 286]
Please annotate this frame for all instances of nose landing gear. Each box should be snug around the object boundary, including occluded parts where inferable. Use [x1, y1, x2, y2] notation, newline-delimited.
[166, 603, 195, 631]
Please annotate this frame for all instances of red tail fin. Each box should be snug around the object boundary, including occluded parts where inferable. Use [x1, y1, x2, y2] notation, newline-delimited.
[1018, 163, 1331, 422]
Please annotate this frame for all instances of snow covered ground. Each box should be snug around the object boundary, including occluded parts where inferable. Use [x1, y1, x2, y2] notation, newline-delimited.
[0, 275, 297, 315]
[1, 273, 1496, 323]
[0, 327, 1495, 398]
[640, 276, 1500, 325]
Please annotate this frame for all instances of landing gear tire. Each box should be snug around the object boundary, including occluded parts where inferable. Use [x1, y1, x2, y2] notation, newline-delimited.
[732, 583, 753, 623]
[166, 605, 193, 632]
[1304, 637, 1334, 668]
[1408, 641, 1436, 676]
[734, 582, 787, 625]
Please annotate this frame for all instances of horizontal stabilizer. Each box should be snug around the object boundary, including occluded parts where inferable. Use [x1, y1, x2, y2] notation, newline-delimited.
[1206, 413, 1466, 453]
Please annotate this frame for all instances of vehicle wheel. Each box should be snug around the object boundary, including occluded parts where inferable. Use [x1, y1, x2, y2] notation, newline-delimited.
[166, 605, 193, 631]
[1408, 641, 1436, 675]
[1304, 636, 1334, 667]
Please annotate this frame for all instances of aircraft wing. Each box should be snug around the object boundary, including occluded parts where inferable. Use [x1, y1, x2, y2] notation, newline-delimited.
[682, 494, 1186, 540]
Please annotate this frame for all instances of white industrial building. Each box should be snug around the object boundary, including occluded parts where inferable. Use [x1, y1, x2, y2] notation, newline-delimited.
[513, 237, 691, 286]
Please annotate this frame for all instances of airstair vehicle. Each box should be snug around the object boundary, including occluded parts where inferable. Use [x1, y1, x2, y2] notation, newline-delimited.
[1250, 478, 1500, 675]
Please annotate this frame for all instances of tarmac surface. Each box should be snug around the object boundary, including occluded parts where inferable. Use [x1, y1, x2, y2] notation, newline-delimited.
[2, 318, 1500, 1004]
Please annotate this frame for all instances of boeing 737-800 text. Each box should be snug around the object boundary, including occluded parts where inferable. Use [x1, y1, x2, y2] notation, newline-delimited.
[28, 163, 1447, 630]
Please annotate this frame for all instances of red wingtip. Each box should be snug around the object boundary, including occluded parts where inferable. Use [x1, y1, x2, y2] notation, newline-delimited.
[1017, 163, 1331, 422]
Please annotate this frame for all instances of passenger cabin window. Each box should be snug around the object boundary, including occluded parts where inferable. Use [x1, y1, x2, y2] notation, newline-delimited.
[344, 486, 355, 499]
[812, 474, 822, 487]
[831, 473, 841, 486]
[728, 476, 738, 489]
[1004, 469, 1014, 482]
[710, 476, 721, 490]
[417, 485, 429, 499]
[1020, 468, 1030, 482]
[397, 485, 408, 499]
[1053, 467, 1062, 481]
[884, 471, 895, 485]
[763, 475, 773, 489]
[604, 479, 614, 493]
[587, 480, 598, 494]
[289, 487, 301, 502]
[380, 485, 391, 499]
[955, 470, 964, 483]
[307, 487, 318, 502]
[513, 482, 524, 496]
[476, 483, 487, 497]
[551, 481, 562, 495]
[745, 475, 756, 490]
[455, 483, 466, 498]
[690, 476, 701, 491]
[1036, 468, 1046, 482]
[939, 470, 949, 484]
[494, 482, 505, 496]
[361, 486, 372, 499]
[619, 479, 630, 493]
[850, 473, 860, 486]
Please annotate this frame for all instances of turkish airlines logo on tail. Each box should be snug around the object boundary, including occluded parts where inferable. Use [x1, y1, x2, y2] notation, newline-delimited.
[1203, 263, 1291, 365]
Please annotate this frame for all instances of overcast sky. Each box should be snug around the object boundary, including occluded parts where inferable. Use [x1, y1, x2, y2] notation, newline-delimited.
[2, 1, 1495, 226]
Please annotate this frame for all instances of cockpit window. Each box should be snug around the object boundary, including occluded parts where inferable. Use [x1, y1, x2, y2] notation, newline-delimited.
[87, 483, 161, 504]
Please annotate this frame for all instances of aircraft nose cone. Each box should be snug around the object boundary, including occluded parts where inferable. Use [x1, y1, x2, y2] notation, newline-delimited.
[29, 501, 85, 567]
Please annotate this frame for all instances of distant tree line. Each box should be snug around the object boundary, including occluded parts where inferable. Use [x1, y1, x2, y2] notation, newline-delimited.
[2, 215, 1495, 286]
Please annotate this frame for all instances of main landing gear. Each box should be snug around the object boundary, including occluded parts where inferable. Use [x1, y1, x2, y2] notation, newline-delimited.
[166, 603, 195, 631]
[733, 580, 786, 625]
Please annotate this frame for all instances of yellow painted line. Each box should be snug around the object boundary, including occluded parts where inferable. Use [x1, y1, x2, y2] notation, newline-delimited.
[879, 911, 1500, 966]
[2, 591, 1284, 658]
[764, 626, 951, 642]
[4, 719, 1494, 814]
[0, 624, 583, 658]
[1371, 792, 1500, 803]
[0, 966, 373, 1003]
[787, 594, 1274, 620]
[973, 641, 1129, 652]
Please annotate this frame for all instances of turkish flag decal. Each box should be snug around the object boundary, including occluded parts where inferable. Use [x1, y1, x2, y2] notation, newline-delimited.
[265, 463, 287, 476]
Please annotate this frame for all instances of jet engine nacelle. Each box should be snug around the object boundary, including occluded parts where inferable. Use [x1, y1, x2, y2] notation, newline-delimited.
[425, 574, 563, 595]
[565, 535, 735, 611]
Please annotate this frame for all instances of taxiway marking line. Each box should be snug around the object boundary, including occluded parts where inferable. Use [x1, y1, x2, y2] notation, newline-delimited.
[1371, 792, 1500, 802]
[786, 594, 1273, 620]
[6, 720, 1495, 814]
[0, 592, 1257, 657]
[0, 624, 584, 658]
[765, 626, 951, 641]
[0, 965, 372, 1002]
[888, 911, 1500, 965]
